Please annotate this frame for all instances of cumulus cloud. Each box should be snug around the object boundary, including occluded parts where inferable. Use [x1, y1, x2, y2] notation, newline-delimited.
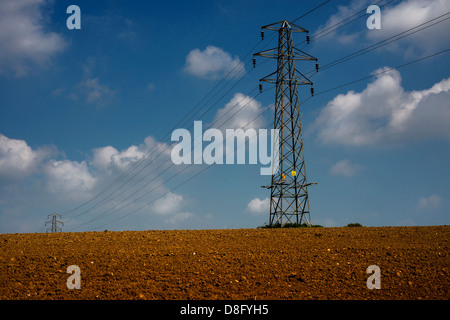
[91, 146, 119, 170]
[92, 145, 145, 172]
[208, 93, 268, 165]
[152, 192, 195, 225]
[312, 68, 450, 146]
[329, 159, 362, 177]
[0, 133, 170, 203]
[366, 0, 450, 54]
[152, 192, 183, 215]
[314, 0, 367, 45]
[44, 159, 96, 195]
[91, 136, 171, 173]
[0, 134, 51, 182]
[316, 0, 450, 54]
[184, 45, 245, 79]
[212, 93, 265, 130]
[417, 194, 442, 209]
[0, 133, 188, 232]
[0, 0, 67, 76]
[247, 197, 270, 215]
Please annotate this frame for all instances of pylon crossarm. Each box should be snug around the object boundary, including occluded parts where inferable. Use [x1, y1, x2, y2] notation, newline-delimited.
[261, 20, 291, 31]
[254, 48, 279, 59]
[284, 21, 309, 33]
[259, 70, 278, 84]
[261, 20, 309, 33]
[260, 77, 312, 86]
[273, 181, 289, 185]
[259, 69, 312, 86]
[293, 47, 317, 61]
[256, 51, 314, 62]
[295, 182, 318, 187]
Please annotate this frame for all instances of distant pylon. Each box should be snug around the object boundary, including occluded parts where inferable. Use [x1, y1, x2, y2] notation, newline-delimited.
[45, 213, 64, 233]
[254, 20, 318, 227]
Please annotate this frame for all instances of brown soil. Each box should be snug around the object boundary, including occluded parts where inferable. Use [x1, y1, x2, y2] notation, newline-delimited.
[0, 226, 448, 300]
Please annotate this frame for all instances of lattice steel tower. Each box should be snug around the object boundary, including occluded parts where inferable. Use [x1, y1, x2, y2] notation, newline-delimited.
[254, 20, 318, 227]
[45, 213, 64, 233]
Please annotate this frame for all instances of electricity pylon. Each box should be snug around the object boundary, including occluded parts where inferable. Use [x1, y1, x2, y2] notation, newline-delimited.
[46, 213, 64, 233]
[254, 20, 318, 227]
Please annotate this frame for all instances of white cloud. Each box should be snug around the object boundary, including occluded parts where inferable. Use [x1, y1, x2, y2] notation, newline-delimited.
[91, 136, 171, 173]
[80, 77, 116, 105]
[91, 146, 120, 171]
[43, 136, 169, 200]
[152, 192, 183, 215]
[314, 0, 368, 45]
[0, 134, 51, 182]
[212, 93, 265, 130]
[92, 145, 144, 171]
[418, 194, 442, 209]
[0, 134, 184, 232]
[247, 197, 269, 215]
[152, 192, 195, 226]
[329, 159, 362, 177]
[184, 45, 245, 79]
[44, 159, 96, 195]
[316, 0, 450, 54]
[366, 0, 450, 54]
[312, 68, 450, 146]
[209, 93, 267, 165]
[0, 0, 67, 76]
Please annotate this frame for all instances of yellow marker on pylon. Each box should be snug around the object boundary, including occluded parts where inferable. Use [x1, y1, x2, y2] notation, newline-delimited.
[291, 170, 297, 176]
[282, 174, 286, 179]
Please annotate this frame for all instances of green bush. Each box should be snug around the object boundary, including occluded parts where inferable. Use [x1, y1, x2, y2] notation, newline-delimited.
[345, 222, 364, 227]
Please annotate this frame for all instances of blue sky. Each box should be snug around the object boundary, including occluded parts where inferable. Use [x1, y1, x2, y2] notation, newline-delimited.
[0, 0, 449, 233]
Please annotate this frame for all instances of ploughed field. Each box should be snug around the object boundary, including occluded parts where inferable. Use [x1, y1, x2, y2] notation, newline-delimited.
[0, 226, 448, 300]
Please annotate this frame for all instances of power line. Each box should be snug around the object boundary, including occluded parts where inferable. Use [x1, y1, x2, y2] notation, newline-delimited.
[64, 0, 435, 231]
[68, 41, 449, 231]
[64, 63, 256, 223]
[63, 58, 266, 227]
[60, 0, 333, 221]
[61, 40, 267, 220]
[313, 48, 450, 97]
[76, 44, 450, 231]
[61, 36, 281, 224]
[66, 85, 266, 230]
[89, 94, 278, 231]
[291, 0, 333, 23]
[255, 0, 394, 70]
[68, 86, 274, 231]
[53, 0, 425, 232]
[295, 0, 394, 47]
[310, 12, 450, 75]
[61, 1, 329, 224]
